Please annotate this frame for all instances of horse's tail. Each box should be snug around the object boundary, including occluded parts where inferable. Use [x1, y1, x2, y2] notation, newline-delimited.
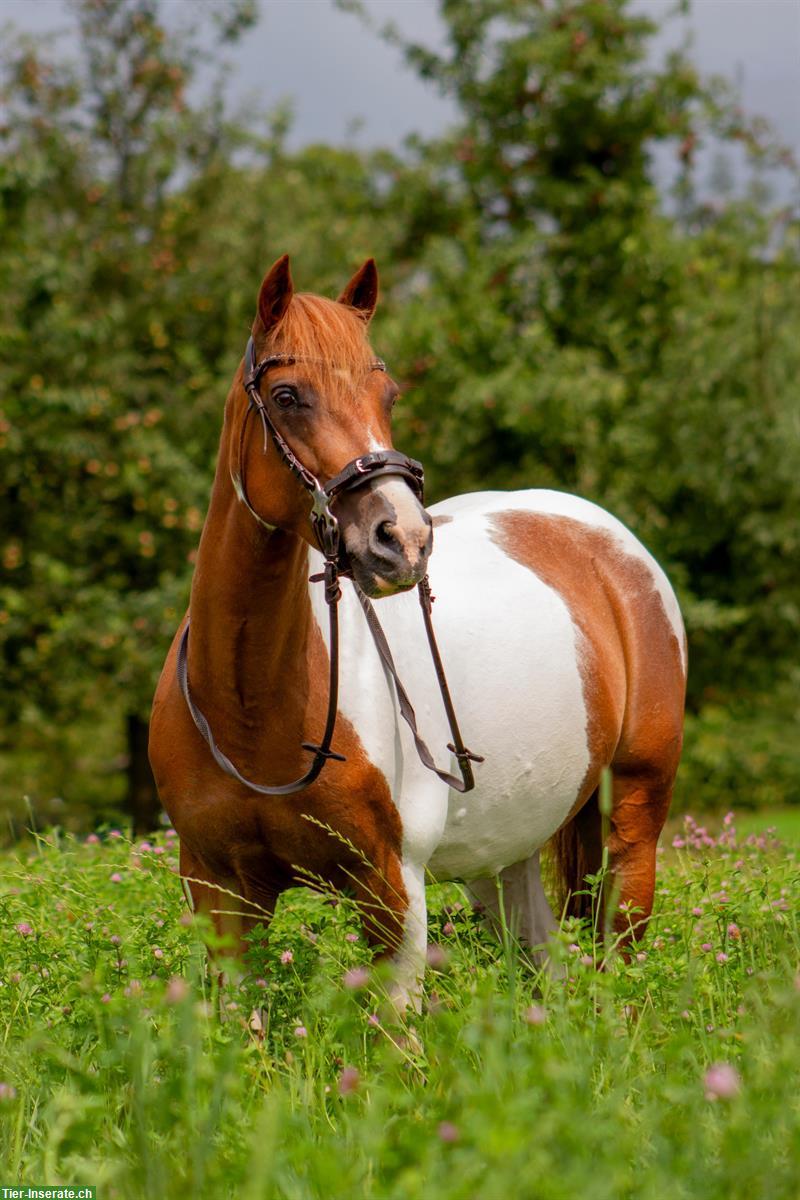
[545, 789, 603, 922]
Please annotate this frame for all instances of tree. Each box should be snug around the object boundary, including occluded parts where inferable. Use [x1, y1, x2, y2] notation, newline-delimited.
[0, 0, 260, 830]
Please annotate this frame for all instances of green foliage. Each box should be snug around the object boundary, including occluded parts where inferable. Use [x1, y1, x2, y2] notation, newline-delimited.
[376, 0, 800, 707]
[0, 820, 799, 1196]
[678, 688, 800, 812]
[0, 0, 256, 823]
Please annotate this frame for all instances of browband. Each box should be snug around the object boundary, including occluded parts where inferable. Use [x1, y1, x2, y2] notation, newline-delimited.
[244, 341, 386, 392]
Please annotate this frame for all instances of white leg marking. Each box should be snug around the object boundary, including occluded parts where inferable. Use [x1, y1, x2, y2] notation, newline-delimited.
[468, 852, 559, 967]
[387, 862, 428, 1014]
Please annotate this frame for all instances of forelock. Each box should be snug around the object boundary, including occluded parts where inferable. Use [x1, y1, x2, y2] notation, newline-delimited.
[266, 293, 377, 402]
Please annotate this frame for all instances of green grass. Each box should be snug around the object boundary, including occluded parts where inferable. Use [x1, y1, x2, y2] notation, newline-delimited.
[733, 806, 800, 843]
[664, 806, 800, 850]
[0, 814, 798, 1199]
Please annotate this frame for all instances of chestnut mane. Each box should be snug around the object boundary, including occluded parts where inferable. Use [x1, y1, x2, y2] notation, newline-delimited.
[265, 293, 378, 403]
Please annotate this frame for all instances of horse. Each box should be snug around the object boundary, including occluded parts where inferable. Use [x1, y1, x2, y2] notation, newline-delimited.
[149, 254, 687, 1010]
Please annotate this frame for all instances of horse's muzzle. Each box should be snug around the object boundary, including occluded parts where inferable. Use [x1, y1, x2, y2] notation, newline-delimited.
[338, 478, 433, 598]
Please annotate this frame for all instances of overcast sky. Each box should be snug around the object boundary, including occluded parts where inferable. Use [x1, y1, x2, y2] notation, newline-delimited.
[3, 0, 799, 168]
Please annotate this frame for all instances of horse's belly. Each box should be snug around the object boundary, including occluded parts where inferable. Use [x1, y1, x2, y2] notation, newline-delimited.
[428, 775, 579, 882]
[387, 512, 591, 881]
[425, 604, 589, 879]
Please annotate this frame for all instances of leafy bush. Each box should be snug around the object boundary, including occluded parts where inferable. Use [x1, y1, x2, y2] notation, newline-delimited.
[677, 688, 800, 811]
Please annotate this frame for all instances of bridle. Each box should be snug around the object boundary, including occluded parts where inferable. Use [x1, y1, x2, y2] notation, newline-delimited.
[176, 335, 483, 796]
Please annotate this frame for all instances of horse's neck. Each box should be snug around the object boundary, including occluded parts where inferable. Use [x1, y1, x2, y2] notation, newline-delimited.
[188, 461, 312, 736]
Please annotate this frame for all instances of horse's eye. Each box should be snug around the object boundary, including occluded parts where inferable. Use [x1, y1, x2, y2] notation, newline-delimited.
[271, 385, 298, 410]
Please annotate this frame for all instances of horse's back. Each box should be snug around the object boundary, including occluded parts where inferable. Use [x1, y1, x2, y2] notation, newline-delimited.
[431, 488, 685, 661]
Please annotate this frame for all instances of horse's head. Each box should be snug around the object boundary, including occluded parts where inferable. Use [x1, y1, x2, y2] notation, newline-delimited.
[232, 254, 432, 598]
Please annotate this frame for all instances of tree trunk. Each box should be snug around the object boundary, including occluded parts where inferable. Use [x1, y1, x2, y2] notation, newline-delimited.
[126, 713, 162, 834]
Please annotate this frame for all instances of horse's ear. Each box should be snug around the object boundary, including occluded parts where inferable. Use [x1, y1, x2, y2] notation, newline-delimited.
[338, 258, 378, 323]
[256, 254, 293, 333]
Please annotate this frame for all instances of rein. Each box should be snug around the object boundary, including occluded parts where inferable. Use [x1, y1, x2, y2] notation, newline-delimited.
[177, 336, 483, 796]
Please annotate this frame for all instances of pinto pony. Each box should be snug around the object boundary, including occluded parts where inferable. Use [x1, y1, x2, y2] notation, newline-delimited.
[149, 256, 686, 1008]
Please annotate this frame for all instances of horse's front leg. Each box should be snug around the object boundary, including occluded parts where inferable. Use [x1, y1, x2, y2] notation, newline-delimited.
[179, 844, 280, 990]
[389, 862, 428, 1014]
[351, 857, 428, 1015]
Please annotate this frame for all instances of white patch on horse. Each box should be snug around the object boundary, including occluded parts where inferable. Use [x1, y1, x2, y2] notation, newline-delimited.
[421, 514, 591, 880]
[306, 486, 684, 1004]
[388, 861, 427, 1013]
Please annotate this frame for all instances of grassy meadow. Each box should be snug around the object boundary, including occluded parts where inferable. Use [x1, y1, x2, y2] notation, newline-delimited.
[0, 811, 798, 1199]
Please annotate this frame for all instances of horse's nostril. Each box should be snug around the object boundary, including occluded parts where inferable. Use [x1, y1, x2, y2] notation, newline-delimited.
[375, 520, 399, 550]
